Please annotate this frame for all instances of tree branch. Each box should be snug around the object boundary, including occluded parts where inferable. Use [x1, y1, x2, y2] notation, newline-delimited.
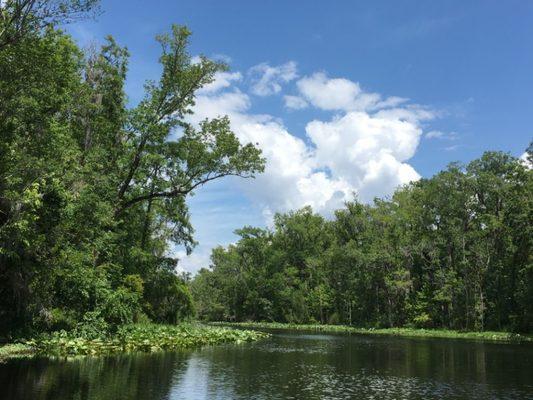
[116, 172, 253, 214]
[116, 68, 212, 203]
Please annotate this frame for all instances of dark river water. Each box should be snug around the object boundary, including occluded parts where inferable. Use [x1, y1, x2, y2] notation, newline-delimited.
[1, 331, 532, 399]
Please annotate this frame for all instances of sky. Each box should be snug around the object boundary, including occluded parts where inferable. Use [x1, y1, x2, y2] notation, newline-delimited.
[67, 0, 533, 273]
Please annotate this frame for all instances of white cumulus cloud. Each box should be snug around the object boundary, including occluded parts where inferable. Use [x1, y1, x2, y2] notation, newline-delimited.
[179, 65, 442, 272]
[188, 67, 436, 214]
[305, 109, 431, 202]
[296, 72, 408, 112]
[249, 61, 298, 96]
[189, 88, 352, 215]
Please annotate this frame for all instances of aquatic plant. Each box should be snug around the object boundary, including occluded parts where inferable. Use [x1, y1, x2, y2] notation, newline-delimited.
[24, 324, 269, 357]
[211, 322, 533, 343]
[0, 343, 33, 362]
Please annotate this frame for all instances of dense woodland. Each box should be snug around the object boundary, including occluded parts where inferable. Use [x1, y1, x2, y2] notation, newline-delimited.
[0, 1, 264, 337]
[1, 1, 531, 339]
[192, 150, 533, 332]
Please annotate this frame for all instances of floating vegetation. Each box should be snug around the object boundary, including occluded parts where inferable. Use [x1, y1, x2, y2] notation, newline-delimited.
[22, 324, 270, 358]
[210, 322, 533, 343]
[0, 343, 34, 362]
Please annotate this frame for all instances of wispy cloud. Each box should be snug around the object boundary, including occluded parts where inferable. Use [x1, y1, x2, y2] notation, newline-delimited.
[426, 130, 458, 140]
[248, 61, 298, 96]
[284, 95, 308, 110]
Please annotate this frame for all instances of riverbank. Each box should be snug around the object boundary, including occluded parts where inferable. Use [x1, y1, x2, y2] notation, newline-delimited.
[0, 323, 269, 362]
[0, 343, 34, 362]
[210, 322, 533, 343]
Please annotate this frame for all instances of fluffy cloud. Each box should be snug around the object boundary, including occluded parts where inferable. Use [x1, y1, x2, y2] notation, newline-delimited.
[248, 61, 298, 96]
[189, 88, 352, 215]
[179, 65, 442, 272]
[296, 72, 408, 112]
[189, 65, 436, 217]
[306, 110, 429, 202]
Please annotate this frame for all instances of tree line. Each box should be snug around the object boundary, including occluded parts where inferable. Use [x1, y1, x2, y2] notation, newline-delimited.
[0, 1, 264, 337]
[1, 1, 531, 338]
[192, 150, 532, 332]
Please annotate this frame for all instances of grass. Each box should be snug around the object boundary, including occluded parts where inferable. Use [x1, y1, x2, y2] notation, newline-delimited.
[1, 323, 269, 360]
[210, 322, 533, 343]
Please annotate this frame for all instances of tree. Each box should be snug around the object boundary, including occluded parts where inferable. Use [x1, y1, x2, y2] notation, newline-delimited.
[192, 152, 532, 333]
[0, 0, 99, 49]
[0, 14, 264, 335]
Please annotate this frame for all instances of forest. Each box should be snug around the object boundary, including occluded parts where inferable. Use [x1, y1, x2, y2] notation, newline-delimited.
[192, 150, 533, 332]
[1, 1, 531, 341]
[0, 0, 264, 338]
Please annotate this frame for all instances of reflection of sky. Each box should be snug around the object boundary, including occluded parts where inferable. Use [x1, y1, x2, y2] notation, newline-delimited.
[3, 334, 533, 399]
[169, 354, 227, 399]
[164, 334, 533, 400]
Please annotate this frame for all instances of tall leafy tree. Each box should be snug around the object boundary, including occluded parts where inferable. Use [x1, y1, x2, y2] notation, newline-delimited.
[192, 151, 532, 333]
[0, 5, 264, 335]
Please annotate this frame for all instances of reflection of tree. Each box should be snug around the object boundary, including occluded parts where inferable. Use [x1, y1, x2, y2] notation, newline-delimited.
[162, 336, 533, 399]
[1, 336, 532, 399]
[0, 351, 190, 400]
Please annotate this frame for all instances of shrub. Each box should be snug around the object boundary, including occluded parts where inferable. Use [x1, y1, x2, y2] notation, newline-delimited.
[123, 274, 144, 296]
[73, 311, 109, 339]
[144, 270, 195, 324]
[100, 287, 141, 328]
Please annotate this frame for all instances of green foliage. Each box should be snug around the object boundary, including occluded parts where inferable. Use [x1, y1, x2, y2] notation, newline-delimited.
[73, 311, 109, 339]
[100, 287, 141, 327]
[0, 4, 264, 337]
[144, 270, 195, 324]
[0, 1, 100, 50]
[193, 152, 533, 333]
[0, 343, 33, 362]
[123, 274, 144, 296]
[212, 322, 532, 343]
[25, 323, 269, 357]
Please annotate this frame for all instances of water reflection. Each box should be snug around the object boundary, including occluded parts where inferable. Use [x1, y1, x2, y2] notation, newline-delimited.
[1, 332, 532, 400]
[0, 352, 188, 400]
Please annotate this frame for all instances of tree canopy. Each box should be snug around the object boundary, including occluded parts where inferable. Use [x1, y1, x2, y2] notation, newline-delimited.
[1, 1, 530, 338]
[0, 6, 264, 336]
[192, 150, 533, 332]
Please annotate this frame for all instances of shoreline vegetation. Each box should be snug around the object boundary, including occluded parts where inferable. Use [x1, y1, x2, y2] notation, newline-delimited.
[1, 3, 266, 344]
[209, 322, 533, 343]
[191, 157, 532, 336]
[0, 324, 269, 362]
[2, 321, 530, 363]
[1, 0, 532, 360]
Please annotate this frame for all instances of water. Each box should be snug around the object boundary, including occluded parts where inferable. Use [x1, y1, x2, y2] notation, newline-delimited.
[1, 331, 532, 399]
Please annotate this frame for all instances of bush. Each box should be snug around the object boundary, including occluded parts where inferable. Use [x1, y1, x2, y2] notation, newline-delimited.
[100, 287, 141, 328]
[46, 308, 78, 332]
[144, 270, 195, 324]
[53, 259, 111, 322]
[123, 274, 144, 296]
[73, 311, 109, 339]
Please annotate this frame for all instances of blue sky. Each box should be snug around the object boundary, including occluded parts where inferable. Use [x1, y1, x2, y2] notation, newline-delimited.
[68, 0, 533, 272]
